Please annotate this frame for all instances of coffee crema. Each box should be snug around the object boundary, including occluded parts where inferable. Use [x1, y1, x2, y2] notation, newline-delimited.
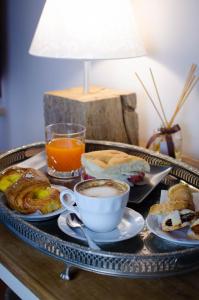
[77, 179, 127, 198]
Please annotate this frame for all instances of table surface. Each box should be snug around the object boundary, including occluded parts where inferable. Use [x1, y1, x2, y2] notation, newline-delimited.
[1, 156, 199, 300]
[1, 224, 199, 300]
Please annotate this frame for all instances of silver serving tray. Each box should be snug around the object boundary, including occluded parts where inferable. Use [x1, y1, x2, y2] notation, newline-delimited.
[0, 140, 199, 280]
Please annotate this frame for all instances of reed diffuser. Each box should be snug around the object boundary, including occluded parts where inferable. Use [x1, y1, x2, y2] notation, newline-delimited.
[135, 64, 199, 159]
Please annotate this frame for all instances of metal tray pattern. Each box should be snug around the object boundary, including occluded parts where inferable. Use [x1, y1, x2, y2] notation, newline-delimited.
[0, 140, 199, 279]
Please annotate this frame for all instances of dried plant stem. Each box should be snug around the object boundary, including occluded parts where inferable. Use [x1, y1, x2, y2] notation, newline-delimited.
[149, 68, 169, 127]
[135, 72, 166, 126]
[171, 64, 196, 118]
[168, 64, 198, 127]
[169, 76, 199, 127]
[184, 64, 197, 92]
[135, 63, 198, 130]
[168, 75, 196, 127]
[177, 75, 196, 110]
[180, 76, 199, 108]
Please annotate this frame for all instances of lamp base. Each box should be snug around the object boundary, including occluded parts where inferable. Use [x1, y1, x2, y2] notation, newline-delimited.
[44, 86, 138, 145]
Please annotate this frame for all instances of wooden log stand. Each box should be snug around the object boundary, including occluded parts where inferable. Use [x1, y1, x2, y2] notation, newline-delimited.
[44, 86, 138, 145]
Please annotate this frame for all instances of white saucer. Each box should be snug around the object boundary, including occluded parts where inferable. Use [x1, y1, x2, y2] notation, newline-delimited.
[17, 205, 67, 222]
[146, 190, 199, 245]
[14, 185, 67, 222]
[57, 207, 145, 243]
[146, 214, 199, 246]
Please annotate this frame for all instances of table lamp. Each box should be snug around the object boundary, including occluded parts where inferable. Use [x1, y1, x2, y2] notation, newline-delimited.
[29, 0, 146, 145]
[29, 0, 145, 93]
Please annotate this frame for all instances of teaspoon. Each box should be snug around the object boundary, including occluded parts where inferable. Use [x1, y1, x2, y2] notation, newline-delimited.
[66, 213, 101, 251]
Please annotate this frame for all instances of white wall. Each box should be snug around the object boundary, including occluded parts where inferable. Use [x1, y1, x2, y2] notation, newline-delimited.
[1, 0, 199, 159]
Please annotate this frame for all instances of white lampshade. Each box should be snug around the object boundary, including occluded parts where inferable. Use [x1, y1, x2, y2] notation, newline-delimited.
[29, 0, 145, 60]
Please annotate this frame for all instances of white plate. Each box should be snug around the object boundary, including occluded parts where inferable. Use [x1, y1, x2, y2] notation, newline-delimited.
[146, 190, 199, 245]
[57, 207, 145, 243]
[14, 185, 67, 221]
[129, 166, 172, 203]
[146, 214, 199, 245]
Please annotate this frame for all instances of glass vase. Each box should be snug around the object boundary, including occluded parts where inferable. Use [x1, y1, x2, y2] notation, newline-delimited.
[146, 124, 182, 160]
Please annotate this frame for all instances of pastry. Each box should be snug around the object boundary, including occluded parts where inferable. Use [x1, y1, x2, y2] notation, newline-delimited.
[1, 166, 61, 214]
[168, 183, 193, 204]
[149, 183, 194, 215]
[149, 200, 193, 215]
[5, 168, 50, 211]
[162, 209, 196, 232]
[187, 219, 199, 240]
[18, 186, 61, 214]
[0, 167, 27, 192]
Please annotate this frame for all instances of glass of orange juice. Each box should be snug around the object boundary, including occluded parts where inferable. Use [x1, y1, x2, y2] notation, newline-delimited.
[45, 123, 86, 178]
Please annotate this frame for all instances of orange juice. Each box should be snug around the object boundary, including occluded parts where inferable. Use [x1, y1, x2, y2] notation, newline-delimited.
[46, 138, 85, 172]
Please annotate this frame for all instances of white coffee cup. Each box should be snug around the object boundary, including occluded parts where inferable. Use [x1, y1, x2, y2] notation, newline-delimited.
[60, 179, 130, 233]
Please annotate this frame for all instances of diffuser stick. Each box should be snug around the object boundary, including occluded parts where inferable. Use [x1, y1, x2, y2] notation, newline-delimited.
[149, 68, 169, 127]
[135, 72, 166, 126]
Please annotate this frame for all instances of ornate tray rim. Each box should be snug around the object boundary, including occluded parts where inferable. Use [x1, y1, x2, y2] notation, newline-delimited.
[1, 140, 199, 278]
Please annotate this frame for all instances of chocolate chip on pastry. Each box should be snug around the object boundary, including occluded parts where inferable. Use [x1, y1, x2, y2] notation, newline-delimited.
[161, 209, 196, 232]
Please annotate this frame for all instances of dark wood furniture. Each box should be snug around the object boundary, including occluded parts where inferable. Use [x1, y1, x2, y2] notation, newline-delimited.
[1, 223, 199, 300]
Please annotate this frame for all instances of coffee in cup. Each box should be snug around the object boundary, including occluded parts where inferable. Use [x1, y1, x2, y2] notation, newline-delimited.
[60, 179, 130, 233]
[77, 179, 127, 197]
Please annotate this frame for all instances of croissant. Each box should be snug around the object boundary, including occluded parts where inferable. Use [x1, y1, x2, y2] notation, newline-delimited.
[1, 167, 61, 214]
[149, 183, 194, 215]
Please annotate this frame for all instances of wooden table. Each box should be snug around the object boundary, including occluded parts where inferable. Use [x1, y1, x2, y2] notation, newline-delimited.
[0, 223, 199, 300]
[1, 155, 199, 300]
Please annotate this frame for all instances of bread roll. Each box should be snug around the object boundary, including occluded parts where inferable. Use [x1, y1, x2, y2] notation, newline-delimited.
[81, 150, 150, 179]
